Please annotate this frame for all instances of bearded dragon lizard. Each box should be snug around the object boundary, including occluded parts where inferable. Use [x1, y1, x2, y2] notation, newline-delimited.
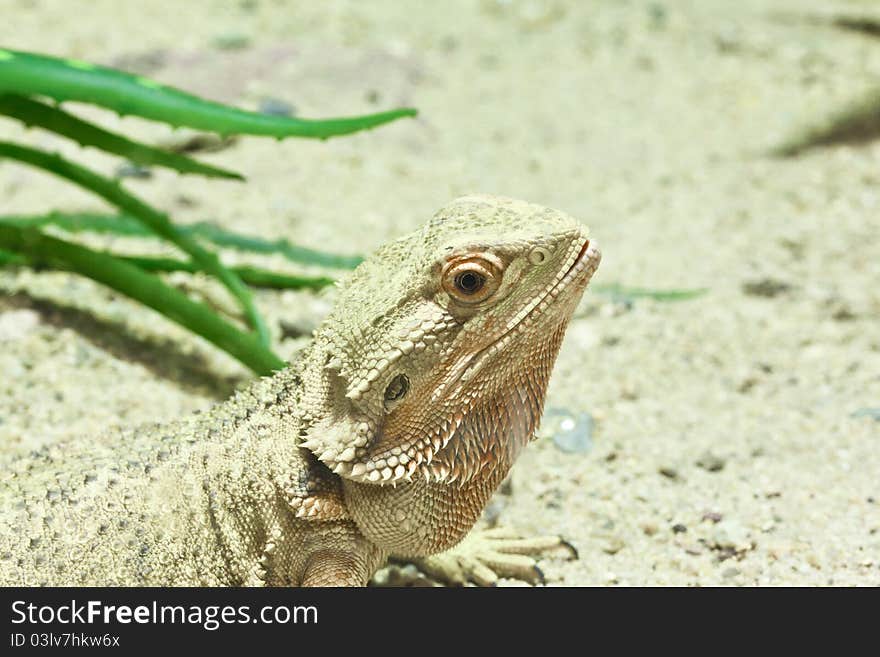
[0, 194, 601, 586]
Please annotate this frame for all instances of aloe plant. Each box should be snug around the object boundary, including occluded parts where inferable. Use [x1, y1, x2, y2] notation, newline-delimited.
[0, 48, 416, 375]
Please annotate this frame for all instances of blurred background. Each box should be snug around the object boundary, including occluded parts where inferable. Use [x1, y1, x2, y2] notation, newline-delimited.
[0, 0, 877, 585]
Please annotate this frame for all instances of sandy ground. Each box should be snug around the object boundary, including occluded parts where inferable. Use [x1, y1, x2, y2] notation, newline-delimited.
[1, 0, 878, 585]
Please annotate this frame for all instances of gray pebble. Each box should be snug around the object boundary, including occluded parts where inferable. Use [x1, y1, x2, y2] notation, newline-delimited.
[659, 466, 679, 479]
[481, 497, 506, 527]
[601, 536, 626, 555]
[0, 309, 40, 341]
[711, 520, 752, 552]
[543, 408, 594, 454]
[259, 98, 296, 117]
[160, 132, 237, 154]
[702, 511, 723, 523]
[115, 162, 153, 179]
[742, 278, 793, 298]
[852, 408, 880, 421]
[696, 451, 726, 472]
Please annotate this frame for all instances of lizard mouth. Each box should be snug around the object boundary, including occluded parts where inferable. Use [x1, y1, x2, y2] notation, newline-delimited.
[537, 236, 599, 309]
[485, 236, 598, 347]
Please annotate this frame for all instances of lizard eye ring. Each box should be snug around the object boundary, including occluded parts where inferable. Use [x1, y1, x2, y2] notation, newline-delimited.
[442, 256, 502, 304]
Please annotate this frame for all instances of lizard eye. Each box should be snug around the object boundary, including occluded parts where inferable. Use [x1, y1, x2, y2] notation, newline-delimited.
[442, 256, 502, 304]
[455, 271, 484, 294]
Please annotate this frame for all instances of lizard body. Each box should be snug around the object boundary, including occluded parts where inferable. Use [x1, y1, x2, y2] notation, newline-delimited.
[0, 195, 600, 586]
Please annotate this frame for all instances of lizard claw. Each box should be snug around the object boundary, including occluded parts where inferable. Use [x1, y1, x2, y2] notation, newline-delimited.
[407, 527, 577, 587]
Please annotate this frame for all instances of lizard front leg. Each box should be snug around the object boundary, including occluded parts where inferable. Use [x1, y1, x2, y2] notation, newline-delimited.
[293, 525, 387, 587]
[404, 527, 578, 586]
[300, 548, 374, 586]
[271, 501, 387, 586]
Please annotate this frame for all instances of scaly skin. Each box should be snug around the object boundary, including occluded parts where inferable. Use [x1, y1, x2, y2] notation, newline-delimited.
[0, 195, 600, 586]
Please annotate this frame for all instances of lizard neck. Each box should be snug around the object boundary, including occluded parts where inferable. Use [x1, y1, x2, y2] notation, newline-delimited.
[338, 352, 553, 558]
[341, 456, 509, 558]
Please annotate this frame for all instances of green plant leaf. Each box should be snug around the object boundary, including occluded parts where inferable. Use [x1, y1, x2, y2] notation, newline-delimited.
[0, 246, 26, 266]
[594, 283, 708, 302]
[1, 211, 363, 269]
[0, 94, 244, 179]
[0, 242, 334, 290]
[184, 221, 363, 269]
[0, 48, 417, 139]
[0, 224, 284, 375]
[106, 255, 335, 290]
[0, 140, 270, 345]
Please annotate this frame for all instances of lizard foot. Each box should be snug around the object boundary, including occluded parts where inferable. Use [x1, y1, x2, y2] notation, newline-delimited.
[406, 527, 578, 587]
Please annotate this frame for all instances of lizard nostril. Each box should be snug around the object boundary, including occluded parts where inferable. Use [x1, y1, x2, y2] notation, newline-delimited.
[529, 247, 550, 265]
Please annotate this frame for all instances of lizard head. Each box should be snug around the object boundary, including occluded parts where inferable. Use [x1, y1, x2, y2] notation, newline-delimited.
[298, 194, 600, 487]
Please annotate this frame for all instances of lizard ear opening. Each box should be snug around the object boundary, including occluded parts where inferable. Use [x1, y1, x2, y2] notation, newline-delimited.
[383, 374, 409, 411]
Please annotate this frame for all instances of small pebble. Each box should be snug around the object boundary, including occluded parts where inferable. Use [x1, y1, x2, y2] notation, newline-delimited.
[683, 543, 703, 556]
[742, 278, 792, 298]
[659, 466, 679, 479]
[711, 520, 752, 552]
[641, 522, 659, 536]
[371, 564, 436, 587]
[259, 97, 296, 117]
[648, 3, 667, 30]
[620, 383, 639, 400]
[175, 194, 198, 208]
[696, 451, 726, 472]
[601, 536, 626, 555]
[0, 309, 40, 341]
[481, 497, 505, 526]
[115, 162, 153, 179]
[851, 408, 880, 421]
[702, 511, 723, 523]
[110, 49, 168, 75]
[830, 302, 857, 321]
[161, 131, 236, 154]
[543, 408, 594, 454]
[279, 318, 319, 340]
[212, 32, 252, 50]
[672, 523, 687, 534]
